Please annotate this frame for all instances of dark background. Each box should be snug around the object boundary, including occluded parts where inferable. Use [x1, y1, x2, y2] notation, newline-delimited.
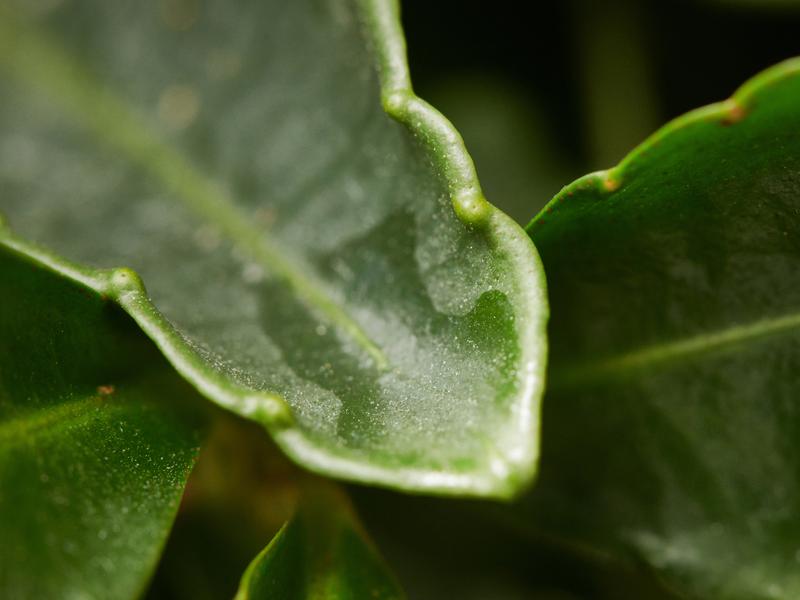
[400, 0, 800, 222]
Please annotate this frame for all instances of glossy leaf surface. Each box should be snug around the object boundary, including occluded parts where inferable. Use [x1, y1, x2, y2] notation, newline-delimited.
[524, 59, 800, 599]
[236, 484, 403, 600]
[0, 245, 203, 599]
[0, 0, 547, 497]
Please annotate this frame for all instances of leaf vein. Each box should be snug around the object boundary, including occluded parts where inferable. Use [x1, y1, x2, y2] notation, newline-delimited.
[554, 311, 800, 388]
[0, 15, 388, 370]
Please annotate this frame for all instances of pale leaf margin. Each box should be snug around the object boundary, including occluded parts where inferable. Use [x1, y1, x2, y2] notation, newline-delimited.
[0, 0, 548, 498]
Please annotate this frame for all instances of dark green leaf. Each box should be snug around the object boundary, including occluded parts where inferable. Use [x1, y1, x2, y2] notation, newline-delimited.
[0, 244, 203, 599]
[236, 483, 403, 600]
[352, 488, 679, 600]
[524, 59, 800, 599]
[0, 0, 547, 497]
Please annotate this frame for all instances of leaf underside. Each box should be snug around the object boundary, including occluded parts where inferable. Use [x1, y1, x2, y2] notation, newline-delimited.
[524, 59, 800, 599]
[0, 0, 547, 496]
[0, 247, 203, 599]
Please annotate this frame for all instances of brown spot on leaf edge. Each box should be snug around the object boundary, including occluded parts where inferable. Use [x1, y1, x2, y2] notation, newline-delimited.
[721, 103, 746, 126]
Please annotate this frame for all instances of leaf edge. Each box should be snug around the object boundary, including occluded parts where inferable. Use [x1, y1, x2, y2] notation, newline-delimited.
[0, 0, 549, 499]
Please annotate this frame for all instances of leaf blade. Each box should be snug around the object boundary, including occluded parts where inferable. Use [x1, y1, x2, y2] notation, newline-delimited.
[0, 245, 203, 599]
[0, 0, 547, 496]
[524, 58, 800, 599]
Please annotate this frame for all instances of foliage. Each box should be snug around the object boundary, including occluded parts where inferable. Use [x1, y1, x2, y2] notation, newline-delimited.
[1, 0, 798, 598]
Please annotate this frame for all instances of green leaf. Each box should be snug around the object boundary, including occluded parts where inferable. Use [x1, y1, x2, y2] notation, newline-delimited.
[147, 413, 304, 600]
[0, 0, 547, 497]
[524, 59, 800, 599]
[236, 483, 403, 600]
[0, 244, 203, 599]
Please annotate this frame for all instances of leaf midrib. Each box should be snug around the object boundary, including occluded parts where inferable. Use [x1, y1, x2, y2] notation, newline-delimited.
[552, 310, 800, 388]
[0, 14, 388, 370]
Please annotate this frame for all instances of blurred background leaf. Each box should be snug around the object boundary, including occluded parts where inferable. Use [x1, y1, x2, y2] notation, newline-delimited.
[520, 32, 800, 600]
[235, 481, 403, 600]
[350, 488, 680, 600]
[146, 415, 297, 600]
